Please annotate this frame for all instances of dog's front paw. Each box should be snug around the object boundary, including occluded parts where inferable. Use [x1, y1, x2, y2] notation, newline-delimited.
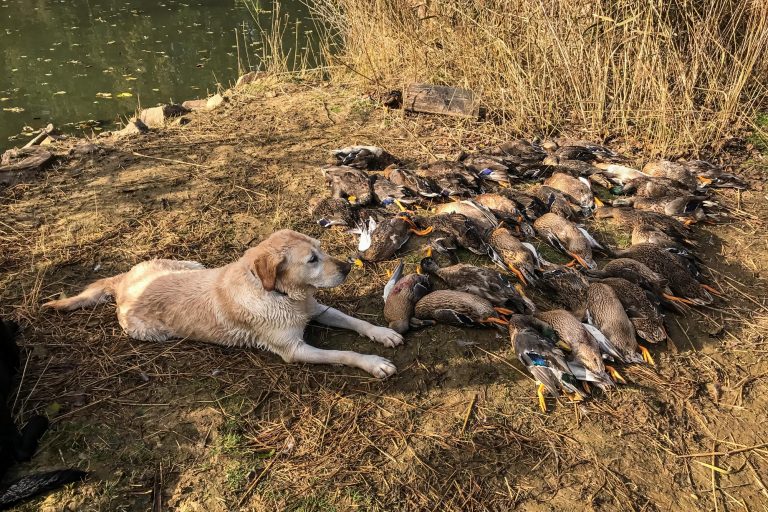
[362, 355, 397, 378]
[366, 326, 404, 348]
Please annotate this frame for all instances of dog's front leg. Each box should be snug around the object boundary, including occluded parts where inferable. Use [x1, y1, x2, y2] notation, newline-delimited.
[280, 339, 396, 378]
[309, 301, 403, 348]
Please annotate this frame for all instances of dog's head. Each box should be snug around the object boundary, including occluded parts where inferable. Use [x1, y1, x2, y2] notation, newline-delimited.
[244, 229, 352, 295]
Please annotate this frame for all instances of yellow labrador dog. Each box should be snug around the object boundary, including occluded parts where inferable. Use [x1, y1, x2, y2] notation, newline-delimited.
[44, 230, 402, 378]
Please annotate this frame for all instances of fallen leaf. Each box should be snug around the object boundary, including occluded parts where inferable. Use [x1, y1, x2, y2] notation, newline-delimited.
[116, 92, 133, 98]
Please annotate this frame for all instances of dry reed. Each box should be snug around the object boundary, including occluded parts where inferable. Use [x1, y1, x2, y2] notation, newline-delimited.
[310, 0, 768, 154]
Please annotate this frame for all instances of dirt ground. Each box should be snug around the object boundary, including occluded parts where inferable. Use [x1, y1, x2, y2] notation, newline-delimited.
[1, 77, 767, 511]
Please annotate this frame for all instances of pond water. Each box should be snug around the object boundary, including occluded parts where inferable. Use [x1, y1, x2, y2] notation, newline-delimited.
[0, 0, 316, 151]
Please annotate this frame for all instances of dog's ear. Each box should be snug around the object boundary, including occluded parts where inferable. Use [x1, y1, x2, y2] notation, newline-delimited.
[251, 247, 284, 292]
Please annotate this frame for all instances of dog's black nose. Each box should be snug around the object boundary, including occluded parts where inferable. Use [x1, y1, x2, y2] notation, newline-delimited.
[338, 259, 352, 276]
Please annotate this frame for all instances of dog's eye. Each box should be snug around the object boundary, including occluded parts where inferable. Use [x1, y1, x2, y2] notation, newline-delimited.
[308, 254, 318, 264]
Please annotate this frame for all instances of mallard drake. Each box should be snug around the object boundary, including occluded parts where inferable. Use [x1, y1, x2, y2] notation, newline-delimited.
[684, 160, 747, 190]
[613, 243, 719, 305]
[372, 175, 419, 208]
[535, 309, 617, 389]
[544, 172, 600, 213]
[384, 166, 442, 198]
[593, 277, 666, 345]
[612, 195, 709, 224]
[537, 268, 590, 313]
[535, 186, 579, 219]
[417, 161, 480, 196]
[620, 176, 692, 198]
[419, 256, 535, 313]
[413, 213, 490, 255]
[433, 199, 498, 233]
[330, 145, 395, 170]
[498, 190, 549, 221]
[593, 207, 691, 241]
[414, 290, 510, 327]
[322, 165, 373, 205]
[642, 160, 699, 191]
[487, 226, 539, 285]
[586, 283, 653, 364]
[356, 214, 433, 263]
[509, 314, 586, 412]
[533, 213, 603, 269]
[474, 193, 535, 237]
[383, 261, 434, 333]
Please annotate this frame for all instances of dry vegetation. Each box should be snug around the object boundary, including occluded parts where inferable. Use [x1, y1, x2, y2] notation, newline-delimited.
[310, 0, 768, 154]
[1, 78, 767, 511]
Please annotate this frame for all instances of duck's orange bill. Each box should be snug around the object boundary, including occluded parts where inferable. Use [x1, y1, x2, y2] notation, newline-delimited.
[493, 307, 515, 317]
[483, 316, 509, 326]
[594, 197, 604, 208]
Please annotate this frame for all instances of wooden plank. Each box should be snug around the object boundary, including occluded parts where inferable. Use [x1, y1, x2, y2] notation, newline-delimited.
[403, 83, 480, 119]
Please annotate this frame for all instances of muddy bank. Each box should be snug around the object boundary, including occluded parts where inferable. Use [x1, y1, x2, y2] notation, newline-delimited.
[1, 75, 768, 511]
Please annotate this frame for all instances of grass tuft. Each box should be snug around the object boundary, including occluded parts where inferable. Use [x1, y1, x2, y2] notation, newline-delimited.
[310, 0, 768, 154]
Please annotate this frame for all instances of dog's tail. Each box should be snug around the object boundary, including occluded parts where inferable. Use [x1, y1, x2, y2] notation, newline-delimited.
[0, 469, 88, 510]
[43, 274, 125, 311]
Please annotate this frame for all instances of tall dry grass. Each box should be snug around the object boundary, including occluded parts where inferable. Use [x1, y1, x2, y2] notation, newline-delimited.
[311, 0, 768, 153]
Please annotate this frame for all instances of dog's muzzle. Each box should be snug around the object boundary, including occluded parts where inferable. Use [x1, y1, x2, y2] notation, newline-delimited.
[336, 258, 352, 279]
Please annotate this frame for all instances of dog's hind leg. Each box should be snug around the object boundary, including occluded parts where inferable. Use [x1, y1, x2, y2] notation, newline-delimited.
[43, 274, 125, 311]
[283, 342, 396, 379]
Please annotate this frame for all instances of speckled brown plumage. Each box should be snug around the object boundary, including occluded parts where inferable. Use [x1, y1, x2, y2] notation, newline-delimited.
[533, 213, 597, 269]
[487, 226, 538, 285]
[614, 244, 713, 304]
[414, 290, 500, 327]
[596, 277, 666, 344]
[586, 283, 641, 362]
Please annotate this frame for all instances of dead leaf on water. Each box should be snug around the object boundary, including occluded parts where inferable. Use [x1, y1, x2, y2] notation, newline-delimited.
[116, 92, 133, 98]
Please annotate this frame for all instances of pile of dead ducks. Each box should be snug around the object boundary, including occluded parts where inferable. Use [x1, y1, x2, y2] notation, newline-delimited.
[311, 140, 746, 411]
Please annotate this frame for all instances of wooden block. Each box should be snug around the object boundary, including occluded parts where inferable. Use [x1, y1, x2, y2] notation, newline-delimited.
[403, 83, 480, 119]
